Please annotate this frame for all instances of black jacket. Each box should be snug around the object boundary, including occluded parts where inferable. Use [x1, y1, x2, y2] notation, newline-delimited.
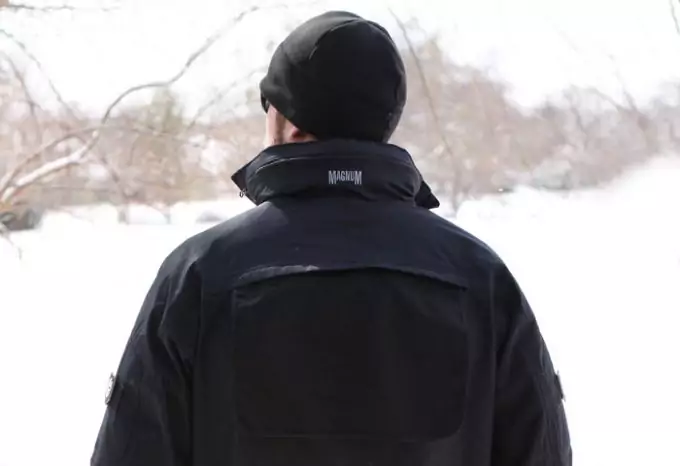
[91, 140, 571, 466]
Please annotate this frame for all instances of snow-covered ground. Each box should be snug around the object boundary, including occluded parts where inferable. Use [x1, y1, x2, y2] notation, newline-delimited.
[1, 157, 679, 466]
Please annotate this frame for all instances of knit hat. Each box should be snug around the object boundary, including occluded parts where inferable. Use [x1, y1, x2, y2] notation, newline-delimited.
[259, 11, 406, 142]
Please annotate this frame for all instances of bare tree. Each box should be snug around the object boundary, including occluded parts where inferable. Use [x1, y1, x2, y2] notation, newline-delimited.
[0, 5, 262, 229]
[389, 25, 533, 211]
[3, 4, 675, 234]
[93, 89, 220, 222]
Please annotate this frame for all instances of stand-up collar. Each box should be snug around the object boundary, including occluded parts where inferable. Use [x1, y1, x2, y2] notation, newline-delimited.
[231, 140, 440, 209]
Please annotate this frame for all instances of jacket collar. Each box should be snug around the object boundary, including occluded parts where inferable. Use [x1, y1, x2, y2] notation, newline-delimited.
[231, 140, 440, 209]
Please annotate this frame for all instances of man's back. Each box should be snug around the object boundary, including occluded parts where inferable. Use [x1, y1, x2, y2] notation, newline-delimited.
[92, 11, 570, 466]
[91, 140, 571, 466]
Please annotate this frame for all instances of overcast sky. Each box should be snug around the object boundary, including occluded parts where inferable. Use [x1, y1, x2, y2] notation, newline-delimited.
[2, 0, 680, 114]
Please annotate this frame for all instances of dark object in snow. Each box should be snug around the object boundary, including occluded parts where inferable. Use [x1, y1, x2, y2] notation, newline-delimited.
[0, 204, 44, 231]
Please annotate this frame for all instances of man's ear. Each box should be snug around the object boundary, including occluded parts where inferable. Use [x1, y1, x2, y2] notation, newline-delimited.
[286, 123, 316, 143]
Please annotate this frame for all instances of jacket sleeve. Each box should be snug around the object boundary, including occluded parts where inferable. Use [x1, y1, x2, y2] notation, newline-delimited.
[91, 245, 201, 466]
[491, 264, 572, 466]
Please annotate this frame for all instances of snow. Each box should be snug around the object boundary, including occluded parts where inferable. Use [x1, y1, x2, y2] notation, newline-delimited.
[1, 157, 679, 466]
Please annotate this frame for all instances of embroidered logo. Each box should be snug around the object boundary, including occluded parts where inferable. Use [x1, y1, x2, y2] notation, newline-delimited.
[328, 170, 362, 186]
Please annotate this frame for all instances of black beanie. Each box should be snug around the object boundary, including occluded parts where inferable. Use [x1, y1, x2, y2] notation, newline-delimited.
[259, 11, 406, 143]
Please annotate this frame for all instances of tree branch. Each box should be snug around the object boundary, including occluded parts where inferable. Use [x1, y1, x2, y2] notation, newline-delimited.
[0, 126, 100, 200]
[100, 5, 260, 125]
[0, 1, 116, 13]
[670, 0, 680, 36]
[3, 54, 43, 142]
[389, 9, 453, 157]
[0, 119, 208, 204]
[0, 5, 261, 208]
[1, 3, 74, 12]
[185, 65, 266, 134]
[89, 5, 260, 204]
[103, 123, 208, 148]
[1, 139, 94, 203]
[0, 28, 79, 123]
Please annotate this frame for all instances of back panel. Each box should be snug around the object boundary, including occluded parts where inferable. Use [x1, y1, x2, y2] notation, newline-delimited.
[230, 267, 470, 466]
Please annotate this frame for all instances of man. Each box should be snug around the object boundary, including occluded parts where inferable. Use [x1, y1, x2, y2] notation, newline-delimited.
[91, 11, 571, 466]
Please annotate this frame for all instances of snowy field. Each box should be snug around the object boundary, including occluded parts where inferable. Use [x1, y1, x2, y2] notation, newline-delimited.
[1, 156, 679, 466]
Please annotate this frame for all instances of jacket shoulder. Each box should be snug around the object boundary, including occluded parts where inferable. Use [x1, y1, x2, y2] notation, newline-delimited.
[162, 203, 279, 288]
[417, 209, 505, 268]
[170, 204, 268, 256]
